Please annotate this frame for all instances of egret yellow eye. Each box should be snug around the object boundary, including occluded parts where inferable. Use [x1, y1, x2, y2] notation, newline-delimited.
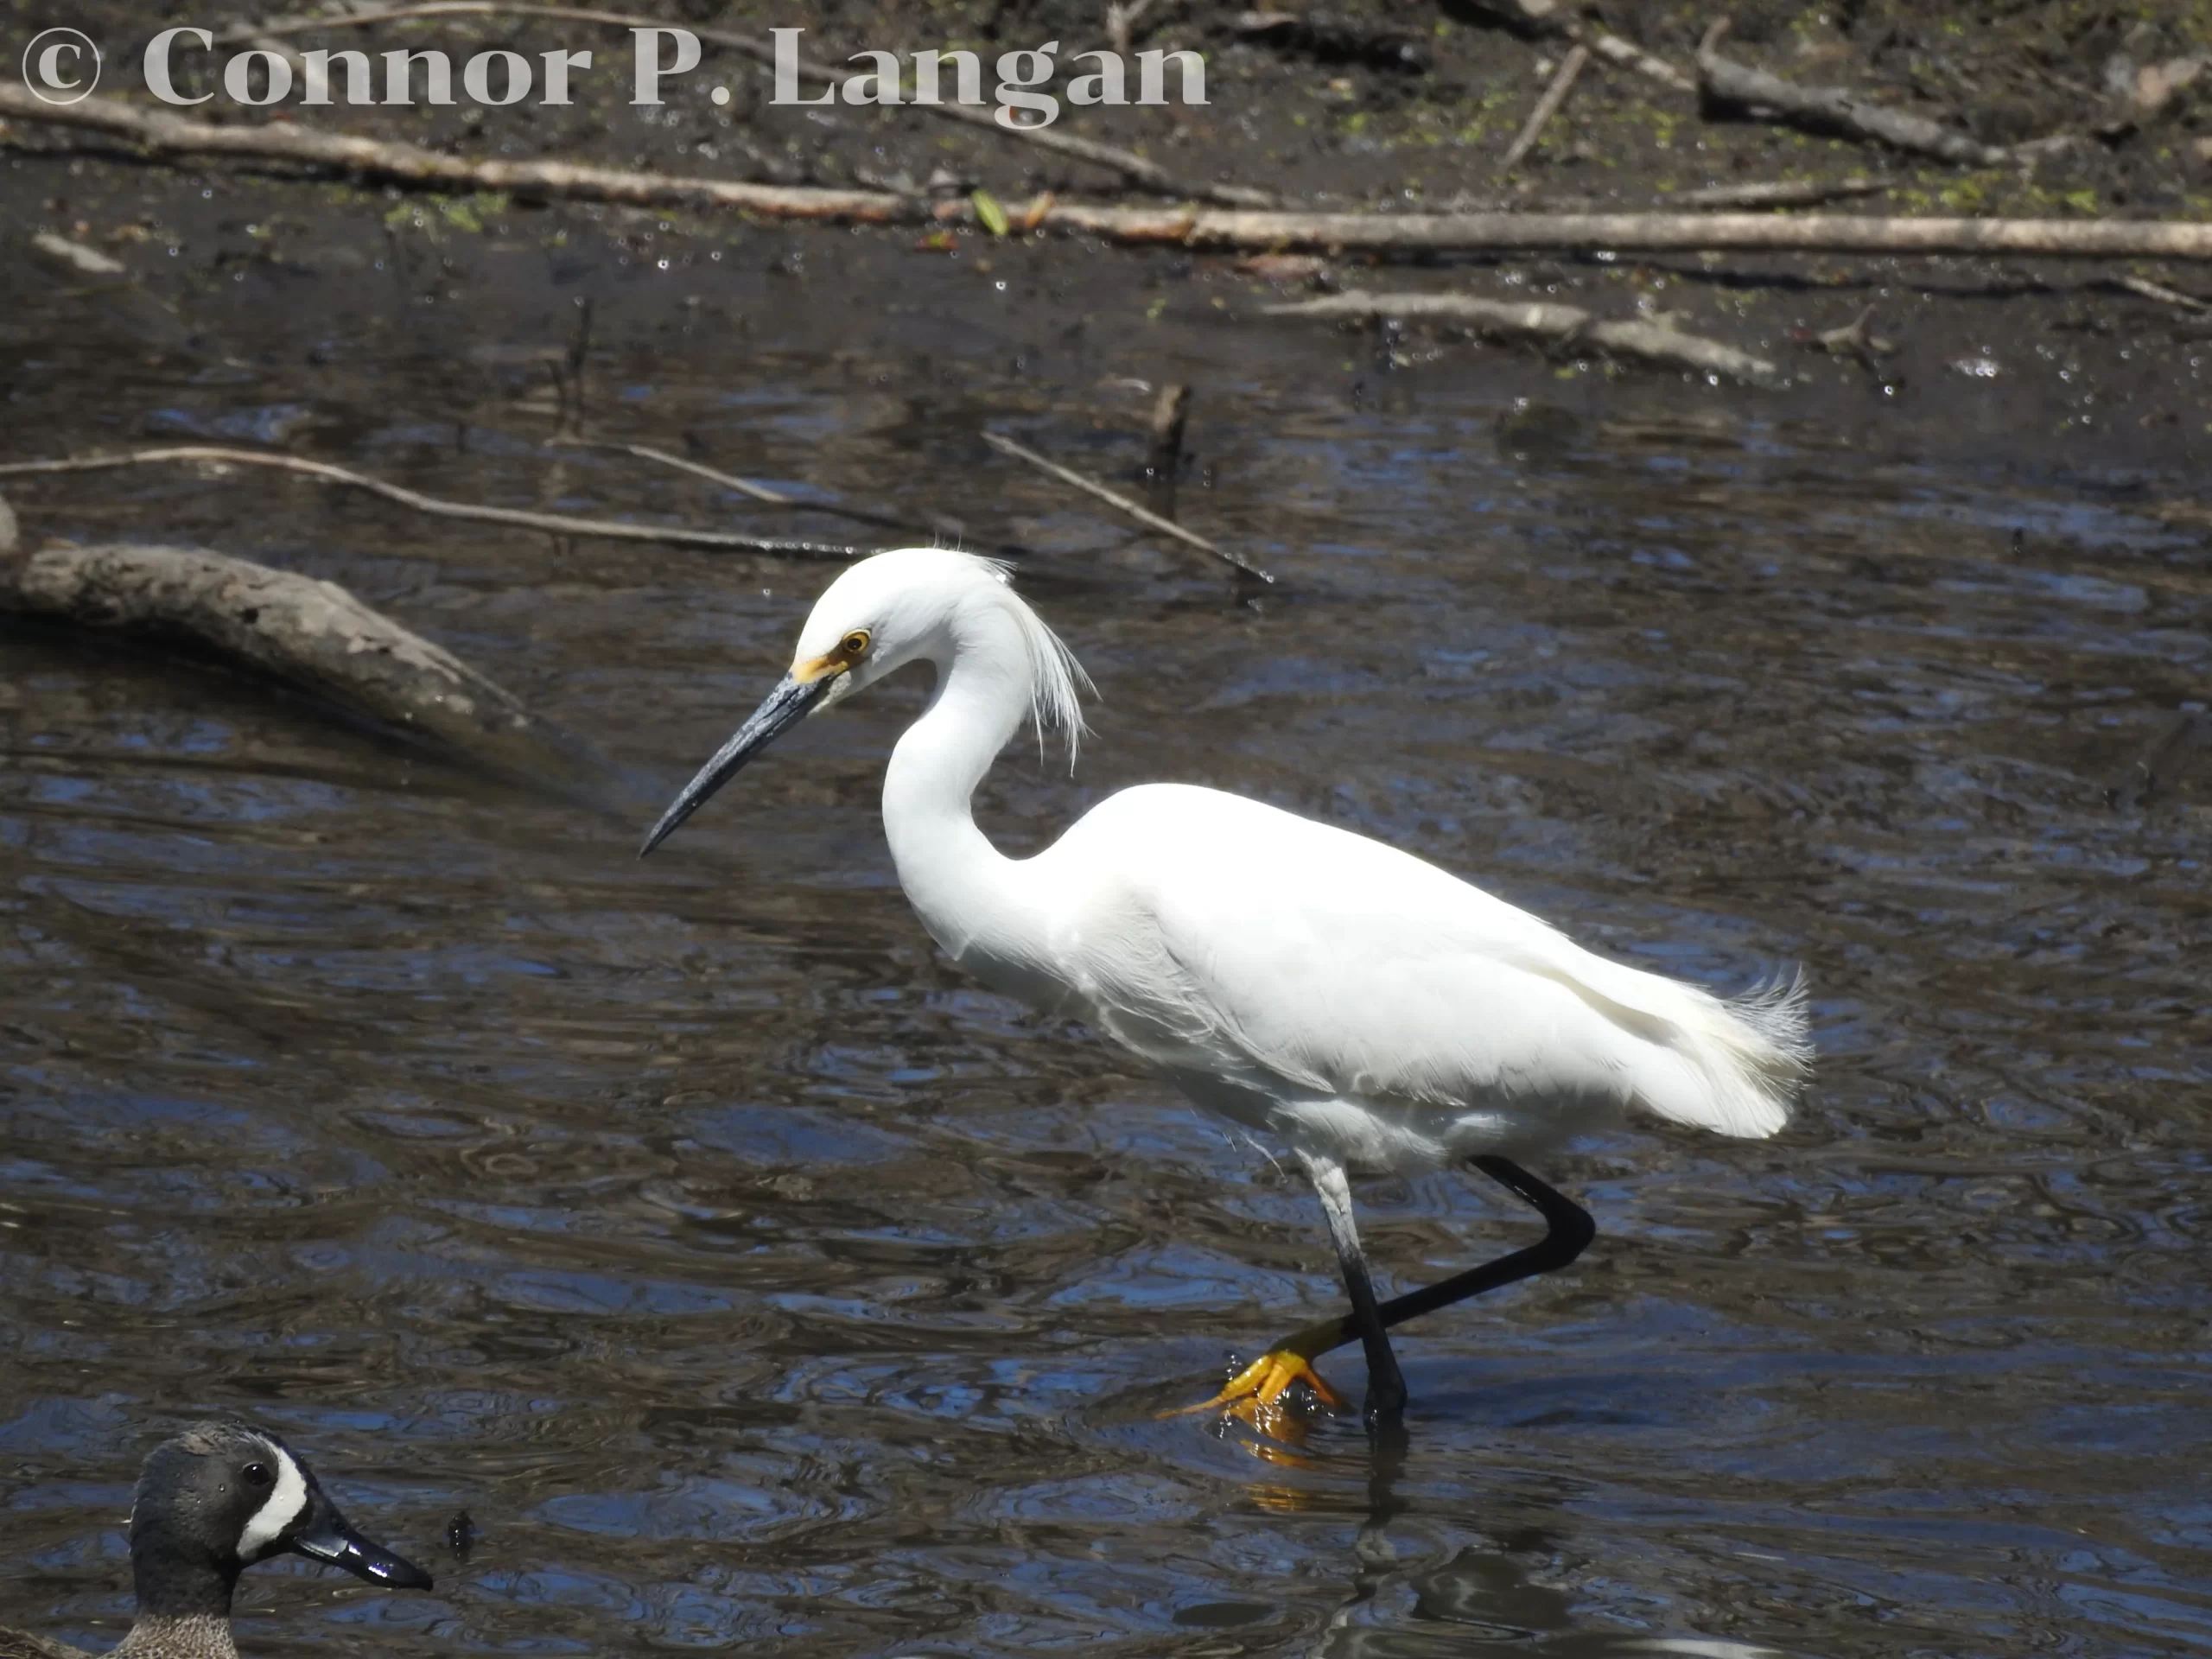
[841, 629, 871, 658]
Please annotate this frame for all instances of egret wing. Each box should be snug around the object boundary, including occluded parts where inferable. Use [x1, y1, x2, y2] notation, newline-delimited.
[1054, 785, 1804, 1141]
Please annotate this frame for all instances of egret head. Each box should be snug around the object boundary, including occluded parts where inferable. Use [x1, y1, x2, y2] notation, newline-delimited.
[639, 548, 1088, 856]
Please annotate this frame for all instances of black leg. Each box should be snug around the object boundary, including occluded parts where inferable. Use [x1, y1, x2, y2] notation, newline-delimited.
[1300, 1150, 1409, 1425]
[1286, 1157, 1593, 1357]
[1170, 1156, 1590, 1427]
[1376, 1156, 1594, 1332]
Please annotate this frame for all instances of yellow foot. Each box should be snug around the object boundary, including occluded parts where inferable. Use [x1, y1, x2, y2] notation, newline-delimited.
[1167, 1346, 1350, 1427]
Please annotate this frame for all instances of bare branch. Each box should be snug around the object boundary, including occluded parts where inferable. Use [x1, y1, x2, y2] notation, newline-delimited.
[1451, 0, 1693, 92]
[0, 447, 874, 559]
[1670, 176, 1886, 210]
[1696, 19, 2015, 167]
[1501, 43, 1591, 173]
[0, 83, 912, 219]
[2113, 274, 2211, 313]
[545, 437, 960, 540]
[981, 432, 1273, 583]
[1264, 289, 1788, 386]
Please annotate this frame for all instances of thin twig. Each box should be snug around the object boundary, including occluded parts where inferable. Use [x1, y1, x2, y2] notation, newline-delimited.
[546, 436, 957, 538]
[29, 230, 127, 276]
[2113, 274, 2212, 313]
[1453, 0, 1692, 92]
[2106, 710, 2212, 810]
[215, 0, 1271, 205]
[547, 438, 792, 505]
[1581, 25, 1694, 93]
[1697, 18, 2015, 167]
[1501, 43, 1592, 173]
[1264, 289, 1788, 386]
[0, 83, 910, 219]
[1106, 0, 1164, 58]
[1671, 176, 1886, 210]
[0, 448, 874, 559]
[981, 432, 1272, 583]
[555, 296, 592, 439]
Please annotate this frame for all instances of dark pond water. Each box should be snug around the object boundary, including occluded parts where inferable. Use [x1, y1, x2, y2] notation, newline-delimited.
[3, 203, 2209, 1656]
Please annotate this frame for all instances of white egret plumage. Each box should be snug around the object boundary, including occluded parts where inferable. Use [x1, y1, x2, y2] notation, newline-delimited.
[642, 549, 1813, 1426]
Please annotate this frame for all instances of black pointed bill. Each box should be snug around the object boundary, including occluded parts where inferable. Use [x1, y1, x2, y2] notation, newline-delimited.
[286, 1485, 435, 1592]
[639, 671, 838, 857]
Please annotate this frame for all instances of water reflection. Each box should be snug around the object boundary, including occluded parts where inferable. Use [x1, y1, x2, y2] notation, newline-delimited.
[3, 210, 2209, 1656]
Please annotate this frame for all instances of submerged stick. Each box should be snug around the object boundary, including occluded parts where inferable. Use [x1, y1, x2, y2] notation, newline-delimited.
[2113, 274, 2211, 313]
[218, 0, 1271, 206]
[10, 90, 2212, 259]
[981, 431, 1273, 583]
[1501, 43, 1592, 173]
[0, 447, 872, 559]
[1265, 289, 1787, 386]
[1696, 22, 2013, 167]
[548, 437, 963, 540]
[545, 437, 796, 506]
[2107, 710, 2211, 810]
[0, 537, 620, 796]
[1145, 384, 1192, 518]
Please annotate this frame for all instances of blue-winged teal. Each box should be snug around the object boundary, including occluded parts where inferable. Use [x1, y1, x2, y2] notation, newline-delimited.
[0, 1421, 433, 1659]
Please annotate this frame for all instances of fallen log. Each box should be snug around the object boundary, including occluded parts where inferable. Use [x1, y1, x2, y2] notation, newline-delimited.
[1265, 289, 1787, 385]
[1069, 204, 2212, 258]
[0, 537, 626, 799]
[1696, 22, 2014, 168]
[10, 88, 2212, 260]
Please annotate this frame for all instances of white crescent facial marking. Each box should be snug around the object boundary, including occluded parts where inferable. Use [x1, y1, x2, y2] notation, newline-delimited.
[235, 1445, 308, 1559]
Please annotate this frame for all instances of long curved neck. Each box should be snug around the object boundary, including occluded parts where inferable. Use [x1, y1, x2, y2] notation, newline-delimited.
[881, 603, 1039, 973]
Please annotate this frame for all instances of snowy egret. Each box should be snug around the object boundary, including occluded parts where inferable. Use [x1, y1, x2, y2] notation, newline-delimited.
[642, 549, 1812, 1427]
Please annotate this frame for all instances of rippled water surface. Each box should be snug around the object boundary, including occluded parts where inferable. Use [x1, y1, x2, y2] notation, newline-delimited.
[3, 219, 2209, 1657]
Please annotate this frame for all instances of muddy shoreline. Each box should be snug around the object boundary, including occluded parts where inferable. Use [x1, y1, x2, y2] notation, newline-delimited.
[5, 0, 2212, 481]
